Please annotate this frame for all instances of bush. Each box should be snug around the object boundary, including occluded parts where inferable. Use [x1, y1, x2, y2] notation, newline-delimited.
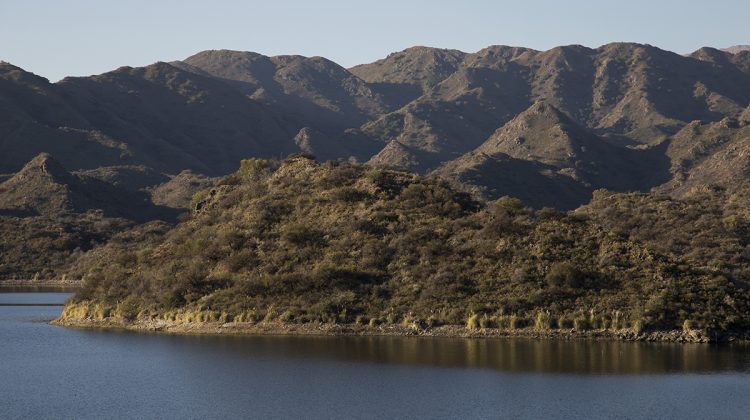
[546, 262, 584, 288]
[573, 317, 590, 331]
[238, 159, 269, 181]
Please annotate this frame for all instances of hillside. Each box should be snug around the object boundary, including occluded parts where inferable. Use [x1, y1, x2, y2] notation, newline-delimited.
[149, 170, 218, 209]
[659, 117, 750, 196]
[55, 62, 302, 175]
[176, 50, 392, 126]
[361, 44, 750, 172]
[0, 62, 132, 174]
[0, 154, 179, 280]
[4, 42, 750, 292]
[2, 43, 750, 206]
[0, 61, 303, 176]
[0, 153, 178, 222]
[435, 102, 670, 208]
[59, 156, 750, 337]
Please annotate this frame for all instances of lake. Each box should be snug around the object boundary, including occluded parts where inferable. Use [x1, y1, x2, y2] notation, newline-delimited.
[2, 292, 750, 419]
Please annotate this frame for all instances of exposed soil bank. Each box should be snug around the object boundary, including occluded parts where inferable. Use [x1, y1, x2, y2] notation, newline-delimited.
[52, 316, 748, 344]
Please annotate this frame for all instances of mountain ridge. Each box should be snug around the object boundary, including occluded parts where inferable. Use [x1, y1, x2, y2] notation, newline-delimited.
[1, 42, 750, 210]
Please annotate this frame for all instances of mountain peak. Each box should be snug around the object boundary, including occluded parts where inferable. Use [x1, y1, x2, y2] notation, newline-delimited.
[502, 101, 574, 133]
[10, 153, 72, 184]
[723, 45, 750, 55]
[523, 101, 567, 118]
[476, 101, 600, 168]
[367, 140, 422, 170]
[0, 153, 75, 215]
[349, 46, 467, 92]
[690, 47, 732, 65]
[0, 61, 51, 84]
[184, 49, 266, 62]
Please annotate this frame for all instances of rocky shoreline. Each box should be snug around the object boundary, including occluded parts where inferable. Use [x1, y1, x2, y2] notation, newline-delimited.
[52, 315, 747, 344]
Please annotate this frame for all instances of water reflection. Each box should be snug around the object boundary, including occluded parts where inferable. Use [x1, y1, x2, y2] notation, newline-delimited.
[5, 299, 750, 419]
[106, 332, 750, 375]
[6, 291, 749, 375]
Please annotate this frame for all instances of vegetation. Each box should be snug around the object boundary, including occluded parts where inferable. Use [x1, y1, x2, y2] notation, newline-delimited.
[0, 213, 132, 280]
[0, 154, 182, 282]
[66, 156, 750, 334]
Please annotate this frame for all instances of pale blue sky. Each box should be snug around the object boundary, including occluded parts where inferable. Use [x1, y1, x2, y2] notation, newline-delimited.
[1, 0, 747, 82]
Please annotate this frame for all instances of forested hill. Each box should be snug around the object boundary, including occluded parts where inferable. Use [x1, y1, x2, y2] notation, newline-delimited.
[62, 156, 750, 336]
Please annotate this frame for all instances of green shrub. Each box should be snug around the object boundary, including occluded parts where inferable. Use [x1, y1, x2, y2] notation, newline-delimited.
[546, 262, 584, 288]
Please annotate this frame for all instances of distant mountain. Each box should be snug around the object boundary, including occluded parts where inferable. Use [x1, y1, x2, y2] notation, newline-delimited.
[2, 42, 750, 211]
[0, 61, 310, 176]
[349, 46, 466, 106]
[722, 45, 750, 54]
[175, 50, 392, 127]
[0, 153, 177, 222]
[362, 44, 750, 172]
[0, 62, 131, 174]
[436, 102, 670, 208]
[0, 154, 179, 280]
[54, 62, 302, 175]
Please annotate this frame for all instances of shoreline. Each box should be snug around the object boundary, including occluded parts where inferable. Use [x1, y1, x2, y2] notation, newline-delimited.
[52, 316, 747, 344]
[0, 279, 80, 290]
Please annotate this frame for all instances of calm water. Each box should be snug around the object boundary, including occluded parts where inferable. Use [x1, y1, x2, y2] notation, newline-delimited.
[2, 293, 750, 419]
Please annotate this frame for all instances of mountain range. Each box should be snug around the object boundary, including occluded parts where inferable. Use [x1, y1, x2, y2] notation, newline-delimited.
[2, 42, 750, 279]
[3, 43, 750, 209]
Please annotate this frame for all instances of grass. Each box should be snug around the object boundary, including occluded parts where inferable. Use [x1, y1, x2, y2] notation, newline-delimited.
[535, 311, 552, 330]
[466, 313, 480, 330]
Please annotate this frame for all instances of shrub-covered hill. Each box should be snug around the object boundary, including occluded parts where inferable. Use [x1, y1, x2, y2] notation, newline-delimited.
[68, 155, 750, 334]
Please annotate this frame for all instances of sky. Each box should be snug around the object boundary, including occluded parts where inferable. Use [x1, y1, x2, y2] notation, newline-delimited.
[0, 0, 747, 82]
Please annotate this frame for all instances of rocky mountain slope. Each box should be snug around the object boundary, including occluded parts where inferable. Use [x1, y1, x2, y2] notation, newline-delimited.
[175, 50, 392, 127]
[2, 42, 750, 210]
[436, 102, 670, 208]
[361, 44, 750, 174]
[658, 116, 750, 196]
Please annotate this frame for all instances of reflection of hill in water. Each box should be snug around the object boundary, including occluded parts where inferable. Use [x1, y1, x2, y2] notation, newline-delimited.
[121, 333, 750, 375]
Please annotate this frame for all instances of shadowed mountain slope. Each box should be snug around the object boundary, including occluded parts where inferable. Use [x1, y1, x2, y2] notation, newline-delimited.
[361, 43, 750, 172]
[436, 102, 671, 209]
[176, 50, 391, 126]
[2, 43, 750, 210]
[0, 153, 178, 222]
